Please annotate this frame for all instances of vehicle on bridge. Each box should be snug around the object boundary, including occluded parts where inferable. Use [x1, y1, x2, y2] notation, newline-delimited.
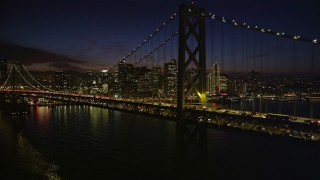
[266, 113, 289, 121]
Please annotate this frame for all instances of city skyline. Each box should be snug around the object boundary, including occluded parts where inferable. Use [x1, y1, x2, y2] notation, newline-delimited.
[0, 0, 319, 72]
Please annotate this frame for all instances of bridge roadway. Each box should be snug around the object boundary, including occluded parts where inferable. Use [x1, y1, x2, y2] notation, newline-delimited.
[1, 90, 320, 141]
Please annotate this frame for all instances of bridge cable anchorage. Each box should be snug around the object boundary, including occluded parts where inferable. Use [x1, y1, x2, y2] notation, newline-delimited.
[13, 65, 42, 91]
[21, 65, 54, 91]
[0, 65, 14, 90]
[107, 12, 178, 71]
[205, 12, 319, 45]
[133, 32, 178, 66]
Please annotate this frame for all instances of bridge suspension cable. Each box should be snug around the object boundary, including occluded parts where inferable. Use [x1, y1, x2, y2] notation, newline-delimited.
[107, 12, 178, 71]
[0, 64, 54, 91]
[13, 65, 42, 91]
[21, 65, 54, 91]
[133, 32, 178, 66]
[205, 12, 319, 45]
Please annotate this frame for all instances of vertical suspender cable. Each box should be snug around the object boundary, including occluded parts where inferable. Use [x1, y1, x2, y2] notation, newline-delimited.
[245, 28, 249, 73]
[164, 25, 167, 62]
[211, 19, 214, 67]
[260, 33, 263, 73]
[275, 38, 280, 75]
[265, 35, 269, 74]
[291, 40, 296, 75]
[157, 29, 160, 68]
[311, 44, 315, 76]
[234, 25, 237, 73]
[241, 28, 245, 74]
[221, 22, 224, 72]
[170, 19, 174, 59]
[253, 31, 256, 72]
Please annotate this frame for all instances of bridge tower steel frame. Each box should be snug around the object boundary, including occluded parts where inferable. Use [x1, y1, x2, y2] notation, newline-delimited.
[176, 3, 207, 174]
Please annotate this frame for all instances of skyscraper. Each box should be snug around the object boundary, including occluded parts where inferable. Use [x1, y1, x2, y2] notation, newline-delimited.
[118, 61, 134, 97]
[164, 59, 177, 97]
[146, 67, 161, 96]
[207, 63, 220, 95]
[53, 71, 71, 91]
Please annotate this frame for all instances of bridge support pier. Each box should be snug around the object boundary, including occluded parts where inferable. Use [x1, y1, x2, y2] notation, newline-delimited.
[176, 3, 207, 178]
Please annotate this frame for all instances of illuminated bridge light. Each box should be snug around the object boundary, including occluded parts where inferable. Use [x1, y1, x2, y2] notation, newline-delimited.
[293, 36, 300, 40]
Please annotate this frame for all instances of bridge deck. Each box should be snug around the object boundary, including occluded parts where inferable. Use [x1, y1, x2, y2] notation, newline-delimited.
[1, 90, 319, 141]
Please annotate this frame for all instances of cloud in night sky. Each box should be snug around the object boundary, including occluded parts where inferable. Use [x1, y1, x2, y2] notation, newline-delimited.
[0, 40, 101, 72]
[0, 0, 319, 73]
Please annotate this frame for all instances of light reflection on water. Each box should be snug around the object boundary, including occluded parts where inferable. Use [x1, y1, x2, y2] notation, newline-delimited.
[17, 132, 60, 180]
[1, 105, 320, 179]
[24, 105, 177, 179]
[0, 111, 60, 179]
[209, 100, 320, 118]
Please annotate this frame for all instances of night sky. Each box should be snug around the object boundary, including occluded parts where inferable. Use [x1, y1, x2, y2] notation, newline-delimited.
[0, 0, 319, 72]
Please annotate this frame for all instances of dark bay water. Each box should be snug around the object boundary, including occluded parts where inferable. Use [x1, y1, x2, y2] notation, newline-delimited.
[0, 105, 320, 179]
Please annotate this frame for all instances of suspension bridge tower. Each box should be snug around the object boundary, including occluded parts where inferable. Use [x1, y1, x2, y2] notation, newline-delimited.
[176, 3, 207, 176]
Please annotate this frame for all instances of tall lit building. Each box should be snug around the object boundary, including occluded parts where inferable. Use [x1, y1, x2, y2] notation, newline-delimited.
[97, 70, 109, 94]
[207, 63, 220, 95]
[0, 56, 7, 84]
[146, 67, 161, 96]
[164, 59, 177, 97]
[118, 61, 134, 97]
[53, 71, 66, 91]
[219, 74, 228, 94]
